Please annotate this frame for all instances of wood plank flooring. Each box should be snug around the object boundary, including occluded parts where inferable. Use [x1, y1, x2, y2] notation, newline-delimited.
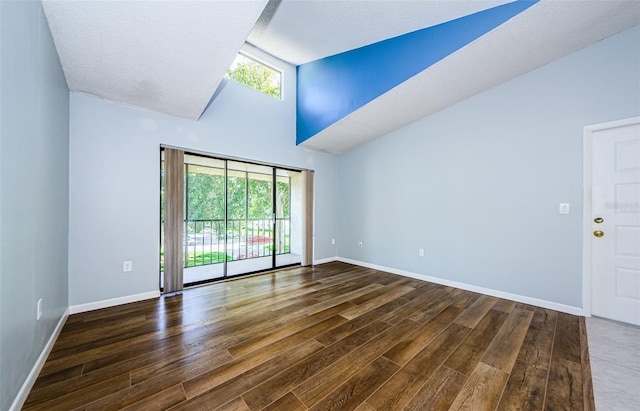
[24, 262, 594, 410]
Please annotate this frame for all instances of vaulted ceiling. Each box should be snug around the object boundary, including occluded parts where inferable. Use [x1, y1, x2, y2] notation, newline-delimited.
[41, 0, 269, 120]
[248, 0, 512, 65]
[42, 0, 640, 153]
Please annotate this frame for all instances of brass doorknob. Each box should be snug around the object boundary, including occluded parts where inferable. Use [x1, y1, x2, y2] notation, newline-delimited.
[594, 230, 604, 237]
[594, 217, 604, 224]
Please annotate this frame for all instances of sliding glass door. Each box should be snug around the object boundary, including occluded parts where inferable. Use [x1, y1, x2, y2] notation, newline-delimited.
[226, 161, 274, 276]
[276, 169, 301, 268]
[184, 156, 226, 283]
[161, 149, 303, 289]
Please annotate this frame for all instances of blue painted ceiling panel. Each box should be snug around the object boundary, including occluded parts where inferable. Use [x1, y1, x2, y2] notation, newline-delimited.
[296, 0, 539, 144]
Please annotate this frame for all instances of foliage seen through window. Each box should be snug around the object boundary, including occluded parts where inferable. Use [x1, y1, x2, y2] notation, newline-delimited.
[226, 53, 281, 99]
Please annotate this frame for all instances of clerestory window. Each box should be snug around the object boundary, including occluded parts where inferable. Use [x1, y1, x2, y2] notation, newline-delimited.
[226, 51, 282, 100]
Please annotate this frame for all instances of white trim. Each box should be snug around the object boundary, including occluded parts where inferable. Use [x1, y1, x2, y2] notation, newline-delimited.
[68, 290, 160, 314]
[10, 308, 70, 411]
[582, 116, 640, 319]
[237, 49, 283, 78]
[313, 257, 338, 265]
[7, 254, 585, 411]
[336, 257, 583, 316]
[583, 122, 594, 318]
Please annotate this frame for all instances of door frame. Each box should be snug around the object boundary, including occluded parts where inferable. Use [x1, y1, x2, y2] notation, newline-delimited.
[582, 116, 640, 317]
[160, 146, 309, 290]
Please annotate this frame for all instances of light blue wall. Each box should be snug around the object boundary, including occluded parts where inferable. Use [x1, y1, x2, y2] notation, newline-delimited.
[0, 1, 70, 409]
[337, 24, 640, 309]
[68, 47, 338, 306]
[0, 1, 4, 406]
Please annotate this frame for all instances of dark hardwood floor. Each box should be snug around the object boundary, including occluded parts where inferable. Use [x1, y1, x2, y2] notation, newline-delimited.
[24, 262, 595, 410]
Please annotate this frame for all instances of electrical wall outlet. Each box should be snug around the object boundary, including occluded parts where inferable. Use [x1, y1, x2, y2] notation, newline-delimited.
[37, 298, 43, 321]
[123, 261, 133, 272]
[418, 249, 424, 257]
[331, 238, 335, 245]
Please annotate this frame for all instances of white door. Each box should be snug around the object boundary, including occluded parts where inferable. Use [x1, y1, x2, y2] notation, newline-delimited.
[590, 118, 640, 325]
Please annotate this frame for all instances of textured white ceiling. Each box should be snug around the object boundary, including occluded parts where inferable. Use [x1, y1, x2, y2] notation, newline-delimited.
[40, 0, 640, 152]
[249, 0, 511, 65]
[299, 1, 640, 154]
[42, 0, 268, 120]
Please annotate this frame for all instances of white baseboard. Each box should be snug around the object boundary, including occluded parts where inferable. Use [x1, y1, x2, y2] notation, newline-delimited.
[10, 308, 70, 411]
[11, 291, 161, 409]
[7, 259, 581, 410]
[313, 257, 338, 265]
[335, 257, 583, 316]
[68, 290, 161, 314]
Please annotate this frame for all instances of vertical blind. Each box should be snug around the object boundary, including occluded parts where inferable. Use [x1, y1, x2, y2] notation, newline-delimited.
[301, 170, 314, 266]
[163, 148, 184, 293]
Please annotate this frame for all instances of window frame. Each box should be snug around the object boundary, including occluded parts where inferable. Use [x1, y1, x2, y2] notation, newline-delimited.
[226, 50, 284, 100]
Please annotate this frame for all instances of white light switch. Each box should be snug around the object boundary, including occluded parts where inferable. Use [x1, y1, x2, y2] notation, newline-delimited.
[559, 203, 570, 215]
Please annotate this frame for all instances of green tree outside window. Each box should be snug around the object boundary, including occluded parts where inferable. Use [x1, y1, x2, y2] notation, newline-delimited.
[227, 53, 281, 99]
